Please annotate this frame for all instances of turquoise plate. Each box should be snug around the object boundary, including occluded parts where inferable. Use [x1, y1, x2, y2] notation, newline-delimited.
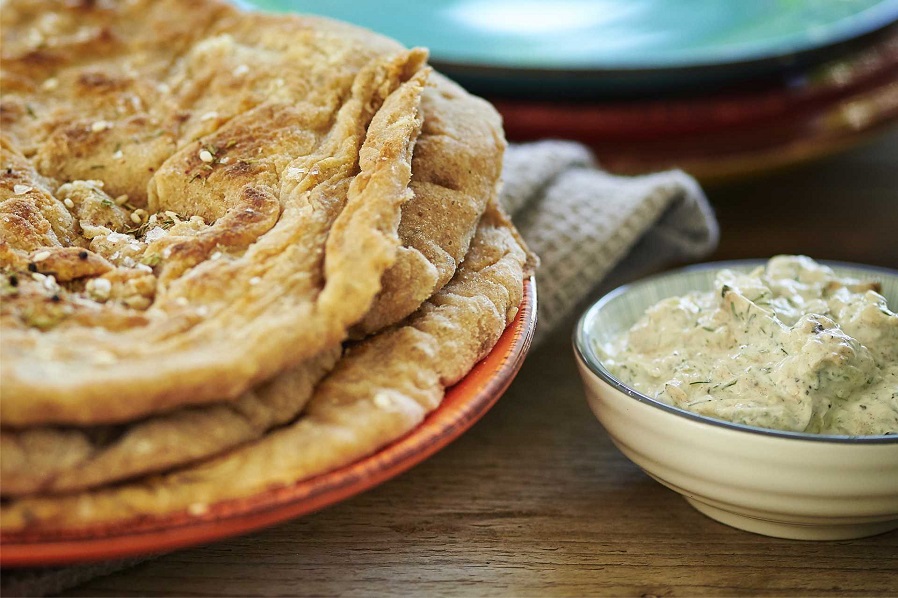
[242, 0, 898, 96]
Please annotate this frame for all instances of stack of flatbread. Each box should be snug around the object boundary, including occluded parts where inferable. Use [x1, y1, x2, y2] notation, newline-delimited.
[0, 0, 532, 532]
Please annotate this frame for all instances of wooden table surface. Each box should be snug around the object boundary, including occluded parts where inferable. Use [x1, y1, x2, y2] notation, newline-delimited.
[66, 130, 898, 597]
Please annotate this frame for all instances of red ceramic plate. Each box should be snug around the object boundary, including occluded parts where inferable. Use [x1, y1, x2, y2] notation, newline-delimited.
[1, 278, 536, 567]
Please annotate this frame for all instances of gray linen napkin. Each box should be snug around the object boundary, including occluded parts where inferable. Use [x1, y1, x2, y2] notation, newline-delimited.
[0, 140, 718, 597]
[502, 140, 718, 344]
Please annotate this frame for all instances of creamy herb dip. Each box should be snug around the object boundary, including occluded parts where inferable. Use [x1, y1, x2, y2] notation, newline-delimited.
[600, 256, 898, 435]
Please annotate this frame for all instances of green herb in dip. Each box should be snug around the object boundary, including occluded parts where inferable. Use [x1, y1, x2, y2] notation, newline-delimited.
[600, 256, 898, 436]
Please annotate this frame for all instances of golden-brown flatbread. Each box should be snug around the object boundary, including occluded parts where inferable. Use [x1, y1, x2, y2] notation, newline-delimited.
[0, 0, 503, 427]
[0, 68, 508, 498]
[0, 345, 340, 497]
[354, 74, 506, 335]
[0, 204, 528, 531]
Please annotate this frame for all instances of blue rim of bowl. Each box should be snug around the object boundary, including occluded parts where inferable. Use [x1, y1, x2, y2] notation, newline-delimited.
[574, 259, 898, 445]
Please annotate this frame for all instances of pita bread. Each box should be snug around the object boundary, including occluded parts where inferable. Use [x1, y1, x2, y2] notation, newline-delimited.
[0, 0, 498, 426]
[0, 72, 507, 498]
[0, 204, 527, 531]
[354, 75, 506, 335]
[0, 346, 339, 497]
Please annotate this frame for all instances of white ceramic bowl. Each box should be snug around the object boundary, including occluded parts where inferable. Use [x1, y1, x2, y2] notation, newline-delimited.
[574, 260, 898, 540]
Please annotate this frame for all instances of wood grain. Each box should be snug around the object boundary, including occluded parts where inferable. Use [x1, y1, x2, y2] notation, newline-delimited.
[64, 130, 898, 597]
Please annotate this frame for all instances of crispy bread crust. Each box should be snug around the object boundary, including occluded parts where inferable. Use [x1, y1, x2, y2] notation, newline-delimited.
[0, 0, 524, 523]
[1, 0, 502, 426]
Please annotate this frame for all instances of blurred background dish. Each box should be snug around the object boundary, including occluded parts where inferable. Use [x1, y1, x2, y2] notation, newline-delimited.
[493, 28, 898, 181]
[245, 0, 898, 95]
[244, 0, 898, 181]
